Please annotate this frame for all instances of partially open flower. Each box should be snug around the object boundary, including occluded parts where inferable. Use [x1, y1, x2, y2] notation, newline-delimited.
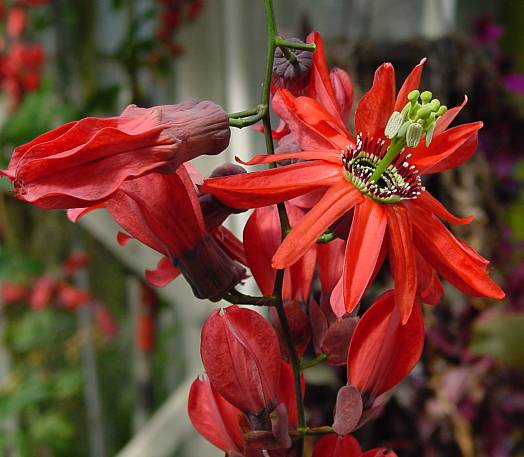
[1, 99, 230, 209]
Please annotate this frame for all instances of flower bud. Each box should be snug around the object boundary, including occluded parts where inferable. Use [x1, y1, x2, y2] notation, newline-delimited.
[200, 306, 281, 416]
[272, 38, 313, 94]
[2, 99, 230, 209]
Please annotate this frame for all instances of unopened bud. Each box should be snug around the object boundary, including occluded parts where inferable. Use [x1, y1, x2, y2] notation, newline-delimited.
[385, 111, 404, 139]
[272, 38, 313, 94]
[406, 122, 423, 147]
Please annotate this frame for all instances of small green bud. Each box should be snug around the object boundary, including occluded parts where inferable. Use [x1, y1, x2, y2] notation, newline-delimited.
[406, 122, 423, 147]
[385, 111, 404, 139]
[437, 105, 448, 116]
[420, 91, 432, 103]
[408, 90, 420, 102]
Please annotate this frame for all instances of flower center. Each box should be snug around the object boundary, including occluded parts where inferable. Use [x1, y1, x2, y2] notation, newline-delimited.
[342, 134, 423, 203]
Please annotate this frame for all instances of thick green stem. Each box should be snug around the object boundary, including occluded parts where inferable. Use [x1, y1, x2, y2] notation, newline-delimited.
[300, 353, 328, 370]
[275, 37, 316, 52]
[223, 289, 275, 307]
[291, 426, 335, 437]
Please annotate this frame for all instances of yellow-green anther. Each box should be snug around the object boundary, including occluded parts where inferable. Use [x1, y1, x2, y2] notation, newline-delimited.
[429, 99, 441, 112]
[425, 122, 436, 147]
[385, 111, 404, 138]
[437, 105, 448, 116]
[408, 90, 420, 102]
[420, 91, 432, 103]
[397, 121, 410, 138]
[406, 122, 423, 147]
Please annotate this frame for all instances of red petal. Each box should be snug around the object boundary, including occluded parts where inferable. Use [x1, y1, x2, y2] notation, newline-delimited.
[410, 122, 482, 174]
[188, 376, 244, 453]
[306, 31, 345, 126]
[200, 306, 281, 414]
[320, 316, 359, 366]
[434, 95, 468, 136]
[312, 435, 363, 457]
[355, 63, 396, 136]
[67, 204, 104, 222]
[347, 291, 424, 396]
[317, 237, 346, 295]
[203, 161, 341, 210]
[343, 199, 387, 313]
[415, 251, 443, 305]
[273, 89, 342, 150]
[273, 182, 362, 268]
[386, 205, 417, 324]
[277, 361, 305, 429]
[145, 256, 180, 287]
[292, 96, 354, 148]
[237, 150, 341, 166]
[414, 191, 473, 225]
[244, 204, 315, 300]
[394, 58, 426, 112]
[411, 207, 504, 299]
[330, 67, 354, 125]
[212, 226, 247, 266]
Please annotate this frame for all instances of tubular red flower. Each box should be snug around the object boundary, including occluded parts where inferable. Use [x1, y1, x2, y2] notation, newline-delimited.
[104, 168, 245, 300]
[1, 99, 230, 209]
[347, 291, 424, 398]
[200, 306, 281, 416]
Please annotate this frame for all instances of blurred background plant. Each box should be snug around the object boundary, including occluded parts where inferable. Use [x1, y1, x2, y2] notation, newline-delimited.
[0, 1, 523, 457]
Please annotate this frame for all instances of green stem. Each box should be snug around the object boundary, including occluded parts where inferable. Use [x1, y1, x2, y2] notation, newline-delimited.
[316, 231, 337, 244]
[275, 37, 316, 52]
[291, 426, 335, 437]
[300, 353, 328, 370]
[261, 1, 305, 454]
[223, 289, 275, 307]
[229, 105, 265, 119]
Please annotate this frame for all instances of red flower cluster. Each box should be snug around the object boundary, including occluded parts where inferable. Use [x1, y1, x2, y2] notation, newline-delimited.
[0, 251, 117, 340]
[0, 1, 47, 108]
[0, 24, 505, 456]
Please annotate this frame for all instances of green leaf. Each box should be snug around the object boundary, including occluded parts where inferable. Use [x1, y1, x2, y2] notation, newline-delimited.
[470, 311, 524, 371]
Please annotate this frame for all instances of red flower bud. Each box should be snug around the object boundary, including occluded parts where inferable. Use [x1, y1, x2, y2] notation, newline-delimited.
[347, 291, 424, 398]
[2, 100, 230, 209]
[200, 306, 281, 416]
